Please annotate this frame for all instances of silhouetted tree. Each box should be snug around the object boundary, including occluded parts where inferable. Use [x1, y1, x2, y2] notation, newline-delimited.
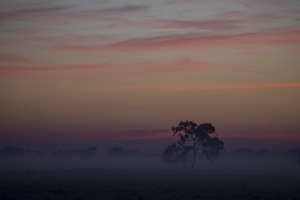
[162, 121, 224, 168]
[162, 143, 190, 165]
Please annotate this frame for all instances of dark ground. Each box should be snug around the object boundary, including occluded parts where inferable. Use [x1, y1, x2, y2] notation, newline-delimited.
[0, 169, 300, 200]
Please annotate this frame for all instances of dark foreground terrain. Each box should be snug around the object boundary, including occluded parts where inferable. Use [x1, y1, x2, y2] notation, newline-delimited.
[0, 169, 299, 200]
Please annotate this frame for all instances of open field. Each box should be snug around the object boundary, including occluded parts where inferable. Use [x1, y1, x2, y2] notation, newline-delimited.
[0, 169, 299, 200]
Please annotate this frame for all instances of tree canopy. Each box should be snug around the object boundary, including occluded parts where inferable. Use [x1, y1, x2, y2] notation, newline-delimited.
[162, 120, 224, 168]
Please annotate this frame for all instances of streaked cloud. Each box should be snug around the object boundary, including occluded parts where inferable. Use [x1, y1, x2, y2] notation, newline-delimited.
[0, 3, 148, 23]
[234, 0, 285, 7]
[0, 5, 74, 22]
[94, 4, 149, 14]
[105, 29, 300, 50]
[91, 83, 300, 91]
[151, 19, 242, 30]
[56, 29, 300, 52]
[0, 64, 110, 72]
[0, 58, 264, 80]
[163, 0, 208, 4]
[0, 54, 30, 63]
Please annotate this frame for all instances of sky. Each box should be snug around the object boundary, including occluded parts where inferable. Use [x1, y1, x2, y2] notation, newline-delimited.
[0, 0, 300, 150]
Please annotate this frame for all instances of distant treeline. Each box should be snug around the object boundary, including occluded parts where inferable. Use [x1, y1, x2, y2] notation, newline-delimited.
[0, 146, 300, 158]
[0, 146, 144, 158]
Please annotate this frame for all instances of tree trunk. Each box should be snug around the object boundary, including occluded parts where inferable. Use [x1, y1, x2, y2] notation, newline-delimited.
[191, 151, 197, 168]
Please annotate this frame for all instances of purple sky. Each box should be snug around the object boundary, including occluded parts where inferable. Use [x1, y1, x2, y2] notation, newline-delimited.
[0, 0, 300, 150]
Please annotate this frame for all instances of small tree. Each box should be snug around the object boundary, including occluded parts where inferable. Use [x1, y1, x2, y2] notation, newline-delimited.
[162, 120, 224, 168]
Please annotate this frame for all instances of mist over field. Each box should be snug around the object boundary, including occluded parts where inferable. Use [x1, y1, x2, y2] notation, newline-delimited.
[1, 146, 299, 171]
[1, 146, 300, 200]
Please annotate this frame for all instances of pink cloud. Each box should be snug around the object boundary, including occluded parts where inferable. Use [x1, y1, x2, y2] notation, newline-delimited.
[0, 64, 110, 71]
[219, 12, 282, 23]
[95, 83, 300, 91]
[0, 3, 149, 25]
[4, 129, 300, 145]
[218, 11, 246, 18]
[122, 59, 225, 77]
[0, 5, 73, 21]
[0, 63, 114, 81]
[221, 132, 300, 141]
[0, 54, 30, 63]
[152, 19, 241, 30]
[0, 59, 263, 80]
[164, 0, 208, 4]
[234, 0, 285, 8]
[56, 29, 300, 52]
[111, 29, 300, 49]
[54, 34, 229, 52]
[93, 4, 148, 14]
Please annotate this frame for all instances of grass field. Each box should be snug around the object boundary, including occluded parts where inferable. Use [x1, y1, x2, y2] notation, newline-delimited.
[0, 169, 299, 200]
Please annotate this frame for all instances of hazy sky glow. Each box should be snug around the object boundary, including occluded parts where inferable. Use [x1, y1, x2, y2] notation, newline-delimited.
[1, 0, 300, 148]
